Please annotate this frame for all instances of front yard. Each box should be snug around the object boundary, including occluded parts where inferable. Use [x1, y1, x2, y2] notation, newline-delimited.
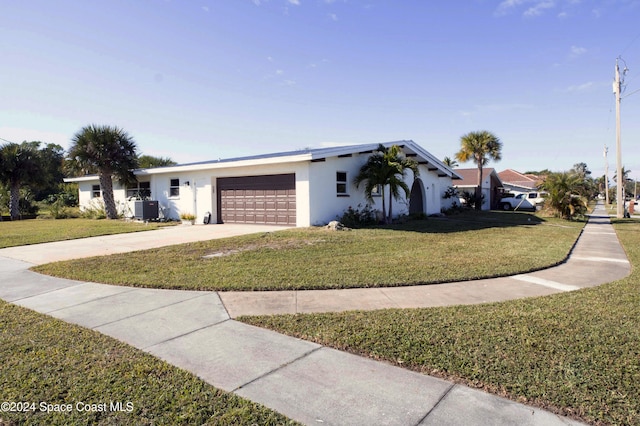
[7, 211, 635, 425]
[0, 218, 175, 249]
[33, 211, 584, 291]
[242, 219, 640, 426]
[0, 300, 298, 425]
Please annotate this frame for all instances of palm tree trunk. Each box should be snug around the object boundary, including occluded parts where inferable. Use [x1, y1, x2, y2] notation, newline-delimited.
[381, 186, 387, 224]
[476, 165, 483, 210]
[387, 190, 393, 224]
[9, 181, 20, 220]
[99, 174, 118, 219]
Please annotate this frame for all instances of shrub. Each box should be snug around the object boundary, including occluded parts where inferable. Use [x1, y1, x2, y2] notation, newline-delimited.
[180, 212, 197, 221]
[338, 204, 378, 228]
[461, 191, 484, 210]
[81, 199, 107, 219]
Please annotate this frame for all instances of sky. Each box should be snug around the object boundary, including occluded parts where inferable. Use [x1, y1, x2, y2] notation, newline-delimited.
[2, 0, 640, 181]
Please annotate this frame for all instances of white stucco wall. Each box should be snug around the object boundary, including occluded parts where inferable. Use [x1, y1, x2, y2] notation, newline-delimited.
[306, 155, 450, 225]
[73, 150, 453, 225]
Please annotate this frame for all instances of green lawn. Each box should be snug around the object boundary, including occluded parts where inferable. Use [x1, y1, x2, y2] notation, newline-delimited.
[0, 218, 176, 249]
[241, 218, 640, 426]
[0, 300, 298, 426]
[33, 211, 584, 291]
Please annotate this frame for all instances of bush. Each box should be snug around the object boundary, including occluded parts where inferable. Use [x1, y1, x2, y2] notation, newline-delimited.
[461, 191, 484, 210]
[337, 204, 378, 228]
[81, 199, 107, 219]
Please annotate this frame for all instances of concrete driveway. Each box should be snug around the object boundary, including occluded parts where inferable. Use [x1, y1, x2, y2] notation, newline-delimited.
[0, 223, 292, 264]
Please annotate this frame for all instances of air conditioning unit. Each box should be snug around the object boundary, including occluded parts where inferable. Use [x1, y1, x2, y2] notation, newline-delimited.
[134, 200, 159, 220]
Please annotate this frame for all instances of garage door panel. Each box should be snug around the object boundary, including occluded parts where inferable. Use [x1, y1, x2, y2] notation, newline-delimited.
[218, 174, 296, 225]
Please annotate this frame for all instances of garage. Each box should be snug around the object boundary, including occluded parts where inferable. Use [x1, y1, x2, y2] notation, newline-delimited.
[217, 174, 296, 225]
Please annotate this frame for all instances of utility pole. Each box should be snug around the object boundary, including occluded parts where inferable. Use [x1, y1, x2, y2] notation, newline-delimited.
[604, 145, 610, 206]
[613, 58, 624, 219]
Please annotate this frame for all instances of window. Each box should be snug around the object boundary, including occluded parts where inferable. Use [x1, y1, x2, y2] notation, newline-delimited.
[336, 171, 348, 196]
[92, 185, 101, 198]
[126, 181, 151, 199]
[169, 178, 180, 197]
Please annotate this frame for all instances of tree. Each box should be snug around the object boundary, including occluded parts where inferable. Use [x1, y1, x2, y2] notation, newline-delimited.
[539, 172, 588, 220]
[30, 142, 65, 201]
[138, 155, 177, 169]
[443, 156, 458, 168]
[0, 142, 44, 220]
[455, 131, 502, 210]
[613, 167, 635, 199]
[354, 144, 419, 224]
[568, 162, 598, 200]
[571, 162, 591, 178]
[66, 125, 139, 219]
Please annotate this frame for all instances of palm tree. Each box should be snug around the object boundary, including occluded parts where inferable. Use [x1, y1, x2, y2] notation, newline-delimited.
[354, 144, 419, 224]
[455, 130, 502, 210]
[539, 172, 588, 219]
[66, 125, 139, 219]
[443, 156, 458, 168]
[0, 142, 43, 220]
[138, 155, 177, 169]
[612, 167, 635, 201]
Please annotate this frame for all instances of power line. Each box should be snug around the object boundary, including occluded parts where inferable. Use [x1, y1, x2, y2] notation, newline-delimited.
[621, 30, 640, 56]
[0, 137, 19, 144]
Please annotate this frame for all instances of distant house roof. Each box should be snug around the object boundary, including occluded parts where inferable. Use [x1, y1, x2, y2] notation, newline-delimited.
[498, 169, 540, 191]
[453, 168, 500, 187]
[65, 140, 461, 182]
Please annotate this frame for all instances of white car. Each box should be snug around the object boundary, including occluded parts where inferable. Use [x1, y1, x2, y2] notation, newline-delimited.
[500, 194, 536, 211]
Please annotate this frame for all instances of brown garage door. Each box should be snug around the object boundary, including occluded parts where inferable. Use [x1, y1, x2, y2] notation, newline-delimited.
[217, 174, 296, 225]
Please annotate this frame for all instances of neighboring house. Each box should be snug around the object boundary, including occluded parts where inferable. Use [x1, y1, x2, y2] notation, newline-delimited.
[498, 169, 541, 195]
[66, 140, 460, 227]
[453, 168, 503, 210]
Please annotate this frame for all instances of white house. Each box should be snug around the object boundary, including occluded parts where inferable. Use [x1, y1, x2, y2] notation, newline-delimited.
[66, 140, 460, 227]
[497, 169, 541, 195]
[453, 168, 503, 210]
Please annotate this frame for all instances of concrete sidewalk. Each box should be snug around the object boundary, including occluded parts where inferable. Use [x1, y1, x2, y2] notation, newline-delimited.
[0, 203, 628, 425]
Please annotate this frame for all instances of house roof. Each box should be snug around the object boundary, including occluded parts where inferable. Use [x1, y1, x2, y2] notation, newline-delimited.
[453, 168, 501, 187]
[498, 169, 540, 190]
[65, 140, 461, 182]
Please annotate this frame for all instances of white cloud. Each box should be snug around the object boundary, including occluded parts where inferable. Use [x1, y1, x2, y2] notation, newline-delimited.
[459, 103, 534, 117]
[495, 0, 563, 17]
[288, 0, 300, 4]
[565, 81, 594, 92]
[495, 0, 527, 17]
[329, 13, 338, 21]
[202, 6, 209, 12]
[570, 45, 587, 58]
[524, 1, 555, 17]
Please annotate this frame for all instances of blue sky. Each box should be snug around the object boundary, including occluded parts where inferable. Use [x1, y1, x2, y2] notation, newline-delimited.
[2, 0, 640, 181]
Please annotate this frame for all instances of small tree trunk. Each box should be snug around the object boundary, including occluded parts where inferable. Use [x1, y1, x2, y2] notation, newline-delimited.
[99, 174, 118, 219]
[475, 166, 484, 210]
[9, 182, 20, 220]
[387, 191, 393, 224]
[381, 186, 387, 224]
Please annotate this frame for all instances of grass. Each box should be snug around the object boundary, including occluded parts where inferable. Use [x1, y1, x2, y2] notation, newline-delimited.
[33, 211, 584, 291]
[0, 300, 298, 426]
[240, 218, 640, 426]
[0, 218, 176, 249]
